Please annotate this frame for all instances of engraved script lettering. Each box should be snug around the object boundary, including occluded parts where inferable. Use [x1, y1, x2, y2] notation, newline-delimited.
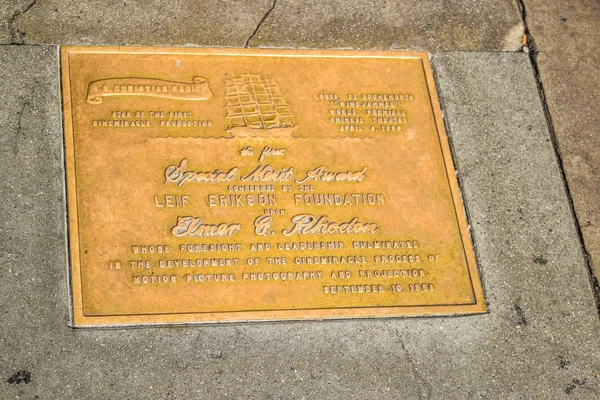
[295, 166, 367, 184]
[259, 146, 286, 162]
[165, 159, 238, 187]
[254, 215, 274, 236]
[282, 214, 379, 236]
[241, 165, 294, 182]
[170, 216, 241, 237]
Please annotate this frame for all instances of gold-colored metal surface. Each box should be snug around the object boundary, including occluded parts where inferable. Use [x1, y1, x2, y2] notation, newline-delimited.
[61, 46, 485, 327]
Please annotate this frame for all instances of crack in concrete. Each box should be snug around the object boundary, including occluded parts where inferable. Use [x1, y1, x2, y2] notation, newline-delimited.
[396, 329, 432, 399]
[244, 0, 277, 48]
[517, 0, 600, 316]
[9, 0, 37, 45]
[13, 96, 32, 156]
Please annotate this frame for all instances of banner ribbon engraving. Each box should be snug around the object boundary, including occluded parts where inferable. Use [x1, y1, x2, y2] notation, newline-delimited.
[86, 76, 212, 104]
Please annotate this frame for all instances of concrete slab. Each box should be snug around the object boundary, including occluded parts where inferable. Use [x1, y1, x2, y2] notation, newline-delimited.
[0, 0, 274, 46]
[0, 0, 525, 50]
[522, 0, 600, 309]
[1, 46, 599, 399]
[250, 0, 524, 51]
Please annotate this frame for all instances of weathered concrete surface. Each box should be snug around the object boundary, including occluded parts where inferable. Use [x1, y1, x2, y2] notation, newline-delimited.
[251, 0, 524, 51]
[1, 46, 600, 399]
[433, 52, 600, 398]
[523, 0, 600, 308]
[0, 0, 273, 46]
[0, 0, 524, 50]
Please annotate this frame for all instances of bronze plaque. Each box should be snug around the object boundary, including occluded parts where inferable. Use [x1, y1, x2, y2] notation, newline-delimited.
[61, 46, 485, 327]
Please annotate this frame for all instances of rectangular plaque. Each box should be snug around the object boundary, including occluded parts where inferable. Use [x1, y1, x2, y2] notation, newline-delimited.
[61, 46, 486, 327]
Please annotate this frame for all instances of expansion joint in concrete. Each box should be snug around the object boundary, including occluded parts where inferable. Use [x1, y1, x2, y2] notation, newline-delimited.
[517, 0, 600, 315]
[245, 0, 277, 48]
[8, 0, 37, 45]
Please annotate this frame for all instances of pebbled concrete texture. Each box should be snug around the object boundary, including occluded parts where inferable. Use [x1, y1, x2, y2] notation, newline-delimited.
[522, 0, 600, 308]
[0, 0, 524, 50]
[1, 45, 599, 399]
[250, 0, 524, 51]
[0, 0, 274, 46]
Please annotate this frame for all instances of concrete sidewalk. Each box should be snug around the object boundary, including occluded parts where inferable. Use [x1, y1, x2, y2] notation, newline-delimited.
[1, 0, 524, 50]
[521, 0, 600, 312]
[0, 1, 598, 399]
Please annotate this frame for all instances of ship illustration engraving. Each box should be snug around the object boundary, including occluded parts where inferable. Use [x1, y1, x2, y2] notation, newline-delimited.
[224, 74, 298, 138]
